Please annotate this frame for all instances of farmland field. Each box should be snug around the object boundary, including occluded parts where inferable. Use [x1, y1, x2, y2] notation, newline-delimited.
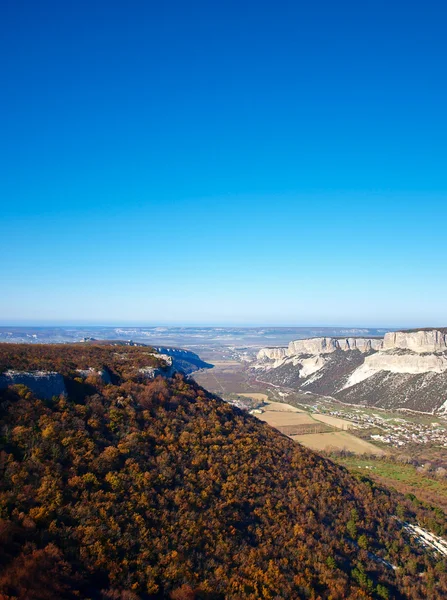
[291, 431, 386, 456]
[258, 410, 316, 427]
[258, 400, 304, 412]
[311, 413, 353, 429]
[237, 392, 270, 402]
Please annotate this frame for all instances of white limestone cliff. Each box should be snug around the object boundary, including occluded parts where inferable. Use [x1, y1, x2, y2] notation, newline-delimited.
[287, 337, 339, 355]
[341, 350, 447, 390]
[257, 336, 384, 361]
[337, 337, 383, 352]
[383, 330, 447, 353]
[257, 347, 289, 361]
[257, 330, 447, 362]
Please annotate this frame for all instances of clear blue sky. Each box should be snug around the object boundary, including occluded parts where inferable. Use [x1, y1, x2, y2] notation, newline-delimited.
[1, 0, 446, 327]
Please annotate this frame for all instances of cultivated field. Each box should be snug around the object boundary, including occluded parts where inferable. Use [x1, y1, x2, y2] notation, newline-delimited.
[311, 414, 353, 429]
[238, 392, 270, 402]
[291, 431, 386, 456]
[258, 410, 316, 428]
[261, 400, 304, 412]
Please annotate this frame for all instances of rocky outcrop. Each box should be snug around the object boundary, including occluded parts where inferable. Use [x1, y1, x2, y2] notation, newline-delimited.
[139, 354, 176, 379]
[76, 368, 112, 384]
[152, 353, 174, 366]
[0, 370, 66, 399]
[257, 347, 289, 361]
[383, 330, 447, 353]
[138, 366, 170, 379]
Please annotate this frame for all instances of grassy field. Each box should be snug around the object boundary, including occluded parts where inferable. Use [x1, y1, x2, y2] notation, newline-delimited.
[334, 455, 447, 511]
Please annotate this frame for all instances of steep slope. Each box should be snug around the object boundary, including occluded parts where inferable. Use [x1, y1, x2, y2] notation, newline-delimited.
[0, 344, 446, 599]
[253, 329, 447, 412]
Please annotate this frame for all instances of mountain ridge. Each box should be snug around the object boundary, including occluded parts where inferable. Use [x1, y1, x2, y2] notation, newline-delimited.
[1, 343, 446, 598]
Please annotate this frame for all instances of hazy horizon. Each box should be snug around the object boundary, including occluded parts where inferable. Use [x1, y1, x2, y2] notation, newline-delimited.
[0, 318, 445, 329]
[0, 321, 437, 330]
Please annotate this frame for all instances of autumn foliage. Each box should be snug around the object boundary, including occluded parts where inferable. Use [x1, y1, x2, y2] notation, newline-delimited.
[0, 344, 446, 599]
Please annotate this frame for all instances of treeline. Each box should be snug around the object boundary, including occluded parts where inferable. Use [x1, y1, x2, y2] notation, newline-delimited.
[0, 345, 446, 599]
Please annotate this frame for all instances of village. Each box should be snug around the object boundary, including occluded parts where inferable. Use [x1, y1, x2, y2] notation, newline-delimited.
[309, 406, 447, 448]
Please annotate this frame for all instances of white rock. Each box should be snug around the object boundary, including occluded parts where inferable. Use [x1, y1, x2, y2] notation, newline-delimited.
[383, 330, 447, 353]
[287, 337, 339, 355]
[257, 347, 288, 361]
[258, 336, 383, 359]
[341, 350, 447, 390]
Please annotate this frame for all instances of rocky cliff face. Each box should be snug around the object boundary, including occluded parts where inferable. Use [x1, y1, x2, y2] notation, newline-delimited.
[257, 347, 289, 361]
[139, 353, 176, 379]
[342, 350, 447, 390]
[252, 329, 447, 413]
[383, 330, 447, 353]
[258, 336, 383, 360]
[0, 370, 66, 399]
[339, 337, 384, 352]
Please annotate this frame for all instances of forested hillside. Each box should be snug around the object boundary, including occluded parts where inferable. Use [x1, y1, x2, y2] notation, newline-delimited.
[0, 344, 446, 599]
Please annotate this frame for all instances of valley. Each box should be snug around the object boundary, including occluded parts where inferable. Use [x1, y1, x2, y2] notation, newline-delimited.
[193, 354, 447, 453]
[193, 332, 447, 514]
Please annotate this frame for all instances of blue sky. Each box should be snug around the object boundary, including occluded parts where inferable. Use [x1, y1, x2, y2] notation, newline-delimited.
[1, 0, 446, 326]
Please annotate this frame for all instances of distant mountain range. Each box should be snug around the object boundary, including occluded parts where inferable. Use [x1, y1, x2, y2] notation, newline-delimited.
[252, 329, 447, 413]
